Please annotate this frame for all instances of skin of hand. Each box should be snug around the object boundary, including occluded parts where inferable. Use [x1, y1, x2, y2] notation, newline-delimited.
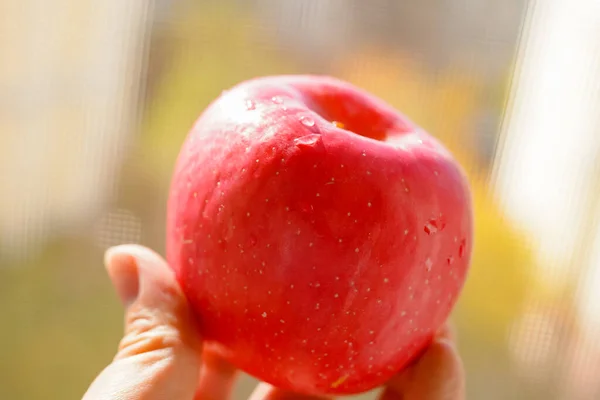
[82, 245, 465, 400]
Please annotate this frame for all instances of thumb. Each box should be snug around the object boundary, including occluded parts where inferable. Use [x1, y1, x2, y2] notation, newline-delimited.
[380, 337, 465, 400]
[83, 245, 202, 400]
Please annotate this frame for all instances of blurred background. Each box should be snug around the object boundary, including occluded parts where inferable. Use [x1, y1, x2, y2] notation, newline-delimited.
[1, 0, 600, 399]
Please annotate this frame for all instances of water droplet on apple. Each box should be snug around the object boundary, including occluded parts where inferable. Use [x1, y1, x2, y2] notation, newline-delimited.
[245, 99, 255, 110]
[424, 218, 446, 235]
[294, 134, 322, 148]
[459, 239, 467, 258]
[299, 115, 315, 127]
[424, 221, 437, 234]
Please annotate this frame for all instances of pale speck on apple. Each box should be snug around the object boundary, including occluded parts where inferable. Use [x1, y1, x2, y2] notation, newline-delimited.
[425, 258, 433, 271]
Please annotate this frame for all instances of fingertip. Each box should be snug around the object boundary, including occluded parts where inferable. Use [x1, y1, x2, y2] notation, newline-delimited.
[425, 338, 464, 380]
[104, 248, 140, 307]
[202, 348, 237, 376]
[249, 382, 273, 400]
[249, 383, 327, 400]
[105, 244, 201, 357]
[105, 244, 168, 272]
[105, 244, 183, 306]
[384, 337, 464, 399]
[436, 322, 458, 342]
[194, 350, 239, 400]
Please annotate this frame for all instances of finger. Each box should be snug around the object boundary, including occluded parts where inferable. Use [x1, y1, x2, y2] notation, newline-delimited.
[249, 382, 328, 400]
[436, 322, 457, 342]
[83, 245, 202, 400]
[194, 349, 238, 400]
[380, 338, 465, 400]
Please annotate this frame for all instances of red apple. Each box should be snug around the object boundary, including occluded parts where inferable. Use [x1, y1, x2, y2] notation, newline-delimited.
[166, 75, 472, 395]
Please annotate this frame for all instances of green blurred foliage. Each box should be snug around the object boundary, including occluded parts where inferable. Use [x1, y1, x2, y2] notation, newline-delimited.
[0, 240, 121, 399]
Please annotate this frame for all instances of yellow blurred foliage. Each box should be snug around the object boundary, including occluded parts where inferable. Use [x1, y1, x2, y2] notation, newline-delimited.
[457, 181, 535, 342]
[333, 46, 482, 160]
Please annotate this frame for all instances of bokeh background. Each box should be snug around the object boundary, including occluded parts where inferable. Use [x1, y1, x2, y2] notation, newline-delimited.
[2, 0, 600, 399]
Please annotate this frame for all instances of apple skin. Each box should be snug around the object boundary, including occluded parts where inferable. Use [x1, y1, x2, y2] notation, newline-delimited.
[166, 75, 473, 395]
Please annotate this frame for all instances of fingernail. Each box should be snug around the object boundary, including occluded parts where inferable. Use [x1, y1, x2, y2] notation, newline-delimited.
[104, 246, 141, 307]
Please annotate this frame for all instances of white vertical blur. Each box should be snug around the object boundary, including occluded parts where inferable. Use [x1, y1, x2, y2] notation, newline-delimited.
[0, 0, 153, 260]
[492, 0, 600, 291]
[255, 0, 352, 57]
[492, 0, 600, 396]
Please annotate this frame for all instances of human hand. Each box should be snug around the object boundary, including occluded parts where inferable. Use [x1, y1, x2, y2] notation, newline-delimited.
[83, 245, 464, 400]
